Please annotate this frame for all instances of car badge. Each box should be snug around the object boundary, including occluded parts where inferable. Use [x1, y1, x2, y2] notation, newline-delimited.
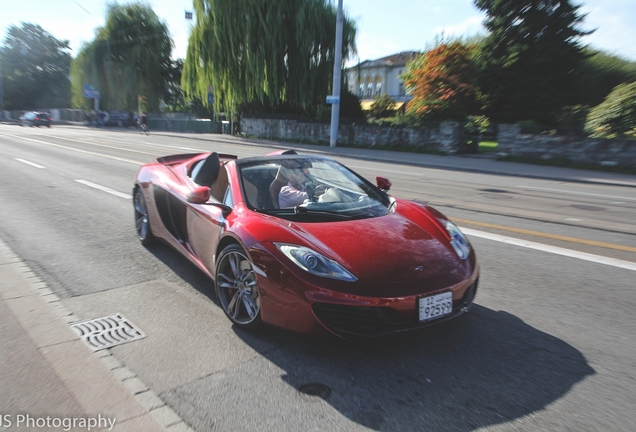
[415, 266, 424, 271]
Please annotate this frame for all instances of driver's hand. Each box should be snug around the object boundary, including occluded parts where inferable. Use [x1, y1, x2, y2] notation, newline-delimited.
[314, 185, 327, 196]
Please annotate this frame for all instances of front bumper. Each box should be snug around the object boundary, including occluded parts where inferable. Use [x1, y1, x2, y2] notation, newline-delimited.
[311, 279, 478, 337]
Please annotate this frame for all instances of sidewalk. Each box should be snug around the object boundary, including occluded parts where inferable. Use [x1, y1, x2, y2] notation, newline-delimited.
[151, 130, 636, 189]
[0, 239, 191, 432]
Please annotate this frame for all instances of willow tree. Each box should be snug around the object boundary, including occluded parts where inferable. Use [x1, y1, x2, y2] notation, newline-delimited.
[183, 0, 356, 116]
[70, 3, 172, 111]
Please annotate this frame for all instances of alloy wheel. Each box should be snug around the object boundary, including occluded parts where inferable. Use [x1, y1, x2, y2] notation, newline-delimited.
[216, 248, 261, 326]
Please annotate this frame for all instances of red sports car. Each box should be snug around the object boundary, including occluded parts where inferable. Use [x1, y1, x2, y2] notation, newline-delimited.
[133, 150, 479, 337]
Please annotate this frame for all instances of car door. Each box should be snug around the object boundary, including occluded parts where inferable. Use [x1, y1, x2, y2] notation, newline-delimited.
[186, 161, 230, 274]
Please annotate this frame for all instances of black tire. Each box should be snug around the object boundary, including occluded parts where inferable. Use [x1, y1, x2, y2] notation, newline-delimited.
[133, 187, 156, 246]
[215, 244, 263, 330]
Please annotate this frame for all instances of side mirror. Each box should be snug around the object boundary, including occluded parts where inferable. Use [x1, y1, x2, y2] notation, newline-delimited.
[186, 186, 211, 204]
[376, 176, 391, 192]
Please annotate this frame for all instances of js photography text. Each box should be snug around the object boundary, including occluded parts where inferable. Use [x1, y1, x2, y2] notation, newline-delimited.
[0, 414, 116, 431]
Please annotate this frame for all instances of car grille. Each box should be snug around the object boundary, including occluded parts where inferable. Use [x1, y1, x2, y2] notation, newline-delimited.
[312, 280, 478, 337]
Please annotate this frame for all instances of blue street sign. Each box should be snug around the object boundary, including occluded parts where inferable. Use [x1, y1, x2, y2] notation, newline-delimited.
[208, 93, 213, 104]
[326, 95, 340, 104]
[83, 84, 100, 99]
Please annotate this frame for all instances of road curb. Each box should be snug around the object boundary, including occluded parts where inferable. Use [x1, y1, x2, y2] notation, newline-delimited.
[0, 237, 194, 432]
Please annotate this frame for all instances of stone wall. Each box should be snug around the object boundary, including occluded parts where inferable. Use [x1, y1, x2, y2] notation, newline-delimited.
[498, 124, 636, 169]
[240, 118, 636, 169]
[241, 118, 462, 153]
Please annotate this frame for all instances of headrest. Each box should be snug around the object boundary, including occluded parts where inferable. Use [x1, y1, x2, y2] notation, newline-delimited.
[193, 152, 221, 187]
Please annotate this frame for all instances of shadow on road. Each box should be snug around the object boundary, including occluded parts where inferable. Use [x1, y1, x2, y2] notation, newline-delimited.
[142, 244, 593, 430]
[230, 305, 594, 431]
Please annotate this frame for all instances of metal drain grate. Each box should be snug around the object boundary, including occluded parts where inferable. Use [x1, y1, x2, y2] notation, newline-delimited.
[70, 314, 145, 351]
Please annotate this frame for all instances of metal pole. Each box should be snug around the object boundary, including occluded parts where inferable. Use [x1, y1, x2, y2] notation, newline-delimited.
[0, 59, 4, 115]
[329, 0, 344, 147]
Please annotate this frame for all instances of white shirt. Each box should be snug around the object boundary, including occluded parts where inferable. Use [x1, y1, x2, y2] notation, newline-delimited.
[278, 183, 308, 208]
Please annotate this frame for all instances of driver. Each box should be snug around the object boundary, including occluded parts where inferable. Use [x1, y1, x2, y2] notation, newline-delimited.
[278, 164, 325, 208]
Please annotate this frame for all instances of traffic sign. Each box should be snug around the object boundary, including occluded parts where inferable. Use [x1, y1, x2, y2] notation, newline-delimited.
[208, 93, 213, 104]
[326, 95, 340, 104]
[83, 84, 99, 99]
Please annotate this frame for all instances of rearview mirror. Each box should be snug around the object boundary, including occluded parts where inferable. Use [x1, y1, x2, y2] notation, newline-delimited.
[376, 176, 391, 192]
[186, 186, 211, 204]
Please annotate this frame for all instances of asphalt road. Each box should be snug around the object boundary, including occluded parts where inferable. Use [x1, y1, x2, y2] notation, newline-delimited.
[1, 124, 635, 431]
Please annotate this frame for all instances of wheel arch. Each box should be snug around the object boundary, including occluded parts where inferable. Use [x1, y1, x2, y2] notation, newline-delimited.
[214, 235, 243, 273]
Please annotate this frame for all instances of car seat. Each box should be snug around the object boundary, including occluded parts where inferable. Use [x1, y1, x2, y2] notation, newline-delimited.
[268, 166, 288, 209]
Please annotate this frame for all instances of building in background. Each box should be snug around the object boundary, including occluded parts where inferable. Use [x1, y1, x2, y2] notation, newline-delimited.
[346, 51, 418, 111]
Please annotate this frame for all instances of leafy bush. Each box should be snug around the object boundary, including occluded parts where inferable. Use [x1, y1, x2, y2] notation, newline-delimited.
[464, 115, 491, 134]
[369, 94, 396, 119]
[401, 41, 479, 121]
[585, 82, 636, 138]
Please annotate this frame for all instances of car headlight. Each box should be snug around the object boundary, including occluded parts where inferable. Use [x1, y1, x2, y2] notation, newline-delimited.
[446, 221, 470, 259]
[274, 243, 357, 281]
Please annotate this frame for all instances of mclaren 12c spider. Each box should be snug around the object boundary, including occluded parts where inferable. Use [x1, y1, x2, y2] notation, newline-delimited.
[133, 150, 479, 337]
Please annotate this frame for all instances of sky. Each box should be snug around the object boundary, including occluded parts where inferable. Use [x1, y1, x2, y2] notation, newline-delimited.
[1, 0, 635, 64]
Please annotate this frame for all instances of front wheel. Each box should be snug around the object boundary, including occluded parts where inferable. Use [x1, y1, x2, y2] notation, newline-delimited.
[215, 244, 262, 330]
[133, 188, 156, 246]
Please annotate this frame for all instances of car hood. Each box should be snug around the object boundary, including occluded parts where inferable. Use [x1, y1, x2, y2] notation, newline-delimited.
[262, 204, 460, 283]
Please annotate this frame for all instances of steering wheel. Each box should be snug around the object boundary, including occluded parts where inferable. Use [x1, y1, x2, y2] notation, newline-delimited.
[306, 181, 331, 203]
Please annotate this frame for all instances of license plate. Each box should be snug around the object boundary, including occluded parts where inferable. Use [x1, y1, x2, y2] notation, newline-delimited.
[418, 291, 453, 322]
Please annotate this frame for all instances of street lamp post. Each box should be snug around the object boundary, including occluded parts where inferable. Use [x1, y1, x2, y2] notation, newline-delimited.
[0, 59, 4, 117]
[329, 0, 344, 147]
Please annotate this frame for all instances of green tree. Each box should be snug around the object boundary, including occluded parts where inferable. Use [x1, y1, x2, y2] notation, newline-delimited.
[1, 23, 71, 109]
[160, 58, 187, 112]
[474, 0, 590, 124]
[183, 0, 357, 116]
[585, 82, 636, 138]
[70, 3, 172, 111]
[339, 87, 366, 121]
[572, 48, 636, 108]
[401, 41, 480, 122]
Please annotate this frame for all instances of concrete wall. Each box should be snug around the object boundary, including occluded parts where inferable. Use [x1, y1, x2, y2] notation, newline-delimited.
[241, 118, 462, 153]
[498, 124, 636, 169]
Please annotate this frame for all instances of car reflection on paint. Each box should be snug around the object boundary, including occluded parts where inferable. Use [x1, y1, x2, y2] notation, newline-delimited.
[133, 150, 479, 338]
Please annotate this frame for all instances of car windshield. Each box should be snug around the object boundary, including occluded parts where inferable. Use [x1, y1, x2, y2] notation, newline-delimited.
[239, 157, 391, 221]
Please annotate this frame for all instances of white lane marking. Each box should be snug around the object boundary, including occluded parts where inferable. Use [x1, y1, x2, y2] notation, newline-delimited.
[75, 180, 131, 199]
[3, 130, 199, 158]
[15, 158, 45, 169]
[517, 185, 636, 202]
[461, 227, 636, 272]
[1, 134, 142, 165]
